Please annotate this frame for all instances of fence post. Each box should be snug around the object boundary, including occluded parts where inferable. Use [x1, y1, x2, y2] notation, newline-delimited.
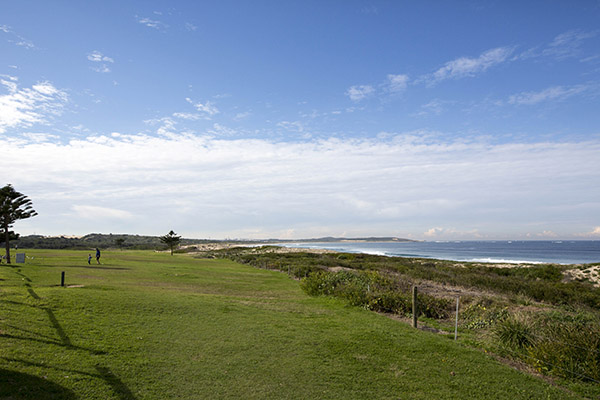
[412, 286, 418, 328]
[454, 296, 460, 340]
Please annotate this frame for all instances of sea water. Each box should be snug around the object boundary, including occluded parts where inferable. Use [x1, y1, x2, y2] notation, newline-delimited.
[280, 241, 600, 265]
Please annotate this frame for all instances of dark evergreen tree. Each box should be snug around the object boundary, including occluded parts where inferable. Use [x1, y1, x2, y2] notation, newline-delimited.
[1, 185, 37, 264]
[160, 230, 181, 255]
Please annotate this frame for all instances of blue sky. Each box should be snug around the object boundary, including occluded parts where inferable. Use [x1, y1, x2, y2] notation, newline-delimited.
[2, 1, 600, 240]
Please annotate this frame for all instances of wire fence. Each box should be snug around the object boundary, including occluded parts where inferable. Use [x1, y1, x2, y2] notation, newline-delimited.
[429, 297, 600, 384]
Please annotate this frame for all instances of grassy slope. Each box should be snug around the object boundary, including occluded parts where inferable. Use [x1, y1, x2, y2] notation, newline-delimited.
[0, 250, 581, 399]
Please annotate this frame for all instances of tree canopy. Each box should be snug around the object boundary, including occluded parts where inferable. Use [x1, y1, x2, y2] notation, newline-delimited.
[1, 184, 37, 264]
[159, 230, 181, 255]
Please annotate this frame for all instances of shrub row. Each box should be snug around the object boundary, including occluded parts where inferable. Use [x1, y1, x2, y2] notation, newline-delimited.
[299, 270, 452, 319]
[494, 312, 600, 382]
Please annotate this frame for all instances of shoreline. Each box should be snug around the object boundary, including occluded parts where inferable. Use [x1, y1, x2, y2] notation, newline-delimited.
[186, 241, 600, 287]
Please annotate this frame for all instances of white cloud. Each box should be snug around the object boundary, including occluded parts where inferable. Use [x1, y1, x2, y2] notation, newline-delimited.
[208, 123, 236, 136]
[87, 51, 114, 73]
[234, 111, 251, 120]
[185, 98, 219, 117]
[277, 121, 304, 132]
[424, 227, 444, 237]
[0, 80, 68, 133]
[72, 205, 133, 219]
[196, 101, 219, 115]
[92, 65, 111, 73]
[135, 15, 168, 30]
[545, 30, 597, 60]
[508, 84, 590, 105]
[386, 74, 409, 93]
[412, 99, 446, 117]
[519, 30, 597, 61]
[87, 51, 114, 63]
[4, 133, 600, 239]
[346, 85, 375, 101]
[185, 23, 198, 31]
[0, 25, 34, 48]
[173, 112, 201, 120]
[425, 46, 514, 85]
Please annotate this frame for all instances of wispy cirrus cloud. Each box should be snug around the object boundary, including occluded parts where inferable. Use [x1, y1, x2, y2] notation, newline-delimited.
[519, 30, 597, 61]
[135, 15, 168, 30]
[87, 51, 114, 63]
[424, 46, 514, 85]
[385, 74, 409, 93]
[0, 24, 34, 48]
[185, 98, 219, 117]
[345, 85, 375, 101]
[173, 112, 201, 120]
[87, 50, 114, 73]
[508, 84, 591, 105]
[0, 78, 68, 133]
[412, 99, 448, 117]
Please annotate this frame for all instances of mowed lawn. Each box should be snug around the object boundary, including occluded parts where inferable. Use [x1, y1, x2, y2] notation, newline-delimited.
[0, 250, 580, 399]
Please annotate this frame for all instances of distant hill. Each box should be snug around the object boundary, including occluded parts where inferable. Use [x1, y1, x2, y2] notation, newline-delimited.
[13, 233, 205, 250]
[12, 234, 415, 250]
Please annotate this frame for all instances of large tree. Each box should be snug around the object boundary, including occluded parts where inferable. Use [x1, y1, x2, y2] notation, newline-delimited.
[160, 230, 181, 255]
[1, 185, 37, 264]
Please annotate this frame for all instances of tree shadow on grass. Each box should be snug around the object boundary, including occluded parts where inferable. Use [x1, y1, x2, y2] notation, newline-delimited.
[95, 366, 137, 400]
[3, 273, 135, 398]
[0, 359, 136, 400]
[0, 368, 77, 399]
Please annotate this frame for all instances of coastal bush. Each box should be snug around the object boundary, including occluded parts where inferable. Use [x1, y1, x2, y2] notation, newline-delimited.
[490, 310, 600, 382]
[530, 319, 600, 382]
[299, 269, 451, 318]
[462, 302, 509, 330]
[494, 314, 534, 350]
[366, 291, 411, 314]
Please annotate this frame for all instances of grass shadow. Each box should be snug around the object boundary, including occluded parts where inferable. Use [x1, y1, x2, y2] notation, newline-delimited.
[95, 366, 137, 400]
[0, 368, 77, 399]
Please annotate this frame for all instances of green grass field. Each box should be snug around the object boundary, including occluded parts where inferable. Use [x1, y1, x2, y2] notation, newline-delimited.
[0, 250, 583, 399]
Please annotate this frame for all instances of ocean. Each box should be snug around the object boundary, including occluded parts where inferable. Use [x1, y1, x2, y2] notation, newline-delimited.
[280, 240, 600, 265]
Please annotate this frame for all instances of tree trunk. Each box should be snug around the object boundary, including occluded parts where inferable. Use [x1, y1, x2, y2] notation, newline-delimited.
[3, 225, 10, 264]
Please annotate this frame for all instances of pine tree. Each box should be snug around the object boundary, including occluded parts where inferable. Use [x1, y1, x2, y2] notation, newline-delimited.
[1, 185, 37, 264]
[160, 230, 181, 255]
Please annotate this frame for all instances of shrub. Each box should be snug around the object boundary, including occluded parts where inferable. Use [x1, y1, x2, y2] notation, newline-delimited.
[418, 294, 452, 319]
[462, 302, 509, 330]
[366, 291, 411, 314]
[494, 315, 534, 350]
[529, 321, 600, 382]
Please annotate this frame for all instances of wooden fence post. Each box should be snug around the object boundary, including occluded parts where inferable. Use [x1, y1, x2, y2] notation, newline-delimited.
[454, 296, 460, 340]
[412, 286, 418, 328]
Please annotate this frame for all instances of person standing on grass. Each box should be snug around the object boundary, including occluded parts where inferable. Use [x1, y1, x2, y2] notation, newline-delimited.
[88, 254, 92, 265]
[95, 248, 101, 264]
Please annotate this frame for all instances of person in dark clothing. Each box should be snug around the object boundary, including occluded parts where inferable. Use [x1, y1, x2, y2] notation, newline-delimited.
[95, 248, 101, 264]
[88, 254, 92, 264]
